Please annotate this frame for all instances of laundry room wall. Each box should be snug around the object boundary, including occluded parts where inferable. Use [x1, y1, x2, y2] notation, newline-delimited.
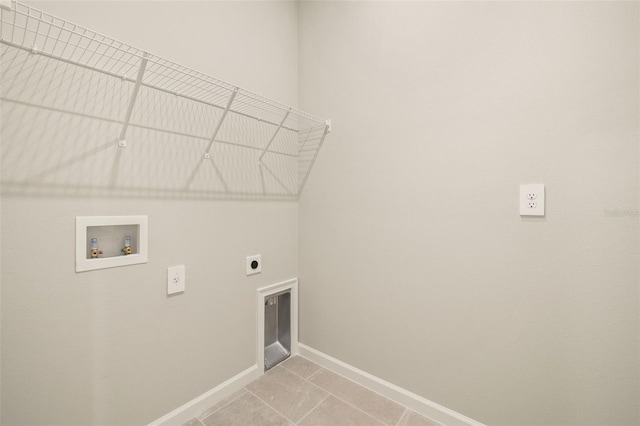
[298, 2, 640, 424]
[1, 1, 299, 424]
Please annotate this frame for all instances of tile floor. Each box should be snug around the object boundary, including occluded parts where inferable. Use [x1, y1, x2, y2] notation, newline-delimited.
[183, 356, 438, 426]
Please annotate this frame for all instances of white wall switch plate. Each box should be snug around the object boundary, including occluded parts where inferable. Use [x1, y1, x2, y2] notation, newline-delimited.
[520, 184, 545, 216]
[167, 265, 185, 294]
[246, 255, 262, 276]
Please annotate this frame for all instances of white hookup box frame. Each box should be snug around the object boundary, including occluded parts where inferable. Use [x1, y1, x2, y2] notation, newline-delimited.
[75, 215, 148, 272]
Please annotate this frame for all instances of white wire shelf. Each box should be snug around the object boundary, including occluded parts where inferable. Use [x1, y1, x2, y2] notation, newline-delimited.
[0, 1, 330, 199]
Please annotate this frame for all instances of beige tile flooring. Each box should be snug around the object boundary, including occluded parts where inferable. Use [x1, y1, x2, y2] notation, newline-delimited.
[183, 356, 438, 426]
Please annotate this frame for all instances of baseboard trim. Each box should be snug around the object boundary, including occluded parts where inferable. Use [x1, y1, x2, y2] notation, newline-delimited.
[147, 364, 259, 426]
[298, 343, 485, 426]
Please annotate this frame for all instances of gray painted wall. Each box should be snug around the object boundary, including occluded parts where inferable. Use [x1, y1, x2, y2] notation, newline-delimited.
[2, 1, 639, 425]
[298, 2, 639, 425]
[1, 2, 299, 424]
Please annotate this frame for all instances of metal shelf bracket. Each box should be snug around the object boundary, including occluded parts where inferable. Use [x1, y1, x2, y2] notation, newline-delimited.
[204, 87, 238, 159]
[258, 108, 291, 165]
[118, 52, 148, 148]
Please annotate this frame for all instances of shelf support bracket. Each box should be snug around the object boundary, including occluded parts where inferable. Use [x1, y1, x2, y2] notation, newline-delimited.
[297, 127, 313, 156]
[298, 121, 331, 196]
[204, 87, 237, 159]
[118, 53, 148, 148]
[258, 108, 291, 165]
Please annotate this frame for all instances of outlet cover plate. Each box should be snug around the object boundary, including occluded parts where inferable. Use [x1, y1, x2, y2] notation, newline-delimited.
[520, 184, 545, 216]
[246, 255, 262, 276]
[167, 265, 185, 294]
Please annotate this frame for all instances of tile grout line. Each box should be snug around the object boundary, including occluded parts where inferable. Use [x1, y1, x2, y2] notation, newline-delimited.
[301, 369, 389, 426]
[279, 361, 323, 382]
[320, 392, 388, 426]
[262, 361, 386, 425]
[197, 389, 247, 423]
[395, 407, 410, 426]
[316, 362, 400, 404]
[302, 361, 408, 425]
[185, 418, 205, 426]
[294, 393, 331, 425]
[264, 362, 330, 424]
[305, 366, 324, 382]
[244, 387, 299, 425]
[194, 357, 419, 426]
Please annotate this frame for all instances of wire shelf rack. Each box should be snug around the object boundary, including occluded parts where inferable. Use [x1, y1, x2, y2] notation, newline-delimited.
[0, 1, 330, 199]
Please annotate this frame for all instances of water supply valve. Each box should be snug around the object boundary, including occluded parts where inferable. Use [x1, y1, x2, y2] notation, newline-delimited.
[122, 235, 132, 255]
[90, 238, 103, 258]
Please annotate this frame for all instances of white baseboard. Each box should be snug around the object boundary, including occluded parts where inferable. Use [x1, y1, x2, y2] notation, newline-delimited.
[147, 364, 259, 426]
[150, 278, 299, 426]
[148, 299, 481, 426]
[298, 343, 485, 426]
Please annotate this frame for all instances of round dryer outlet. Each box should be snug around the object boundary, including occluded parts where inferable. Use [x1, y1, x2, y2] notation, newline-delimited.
[246, 255, 262, 275]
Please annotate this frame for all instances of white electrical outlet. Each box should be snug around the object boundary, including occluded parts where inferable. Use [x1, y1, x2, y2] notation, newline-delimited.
[167, 265, 185, 295]
[246, 255, 261, 276]
[520, 184, 545, 216]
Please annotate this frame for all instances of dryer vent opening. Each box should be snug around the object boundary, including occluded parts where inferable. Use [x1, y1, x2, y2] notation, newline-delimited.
[264, 290, 291, 371]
